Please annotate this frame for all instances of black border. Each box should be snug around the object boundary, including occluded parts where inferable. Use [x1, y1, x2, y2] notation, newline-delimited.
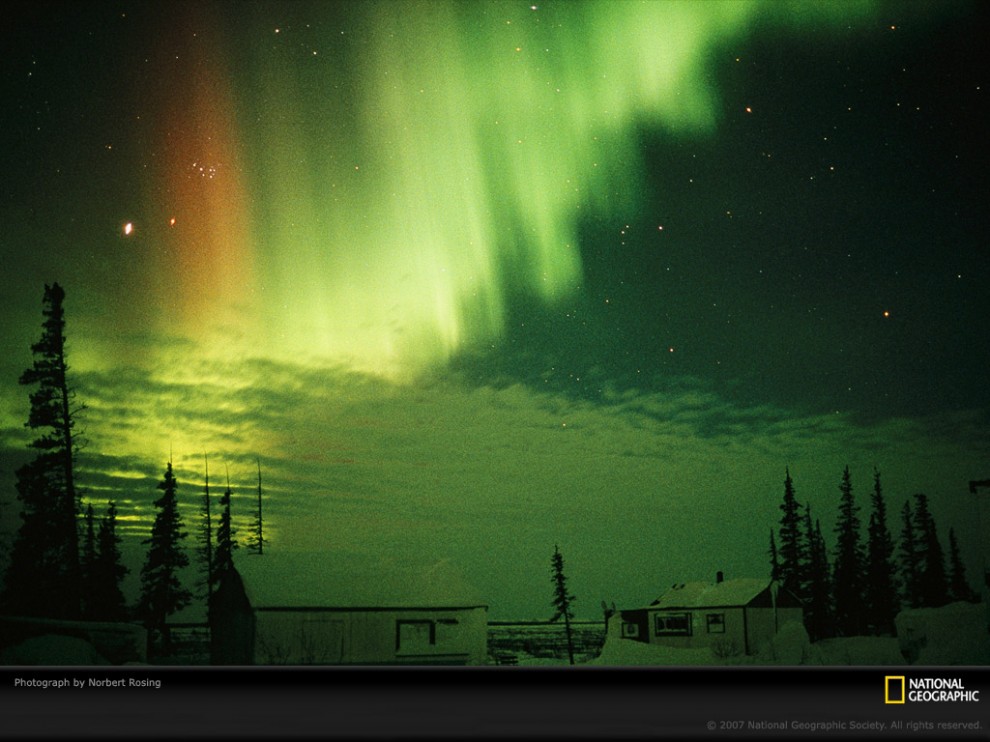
[2, 665, 988, 740]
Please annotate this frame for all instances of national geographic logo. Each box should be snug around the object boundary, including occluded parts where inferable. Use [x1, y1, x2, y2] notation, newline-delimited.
[885, 676, 981, 704]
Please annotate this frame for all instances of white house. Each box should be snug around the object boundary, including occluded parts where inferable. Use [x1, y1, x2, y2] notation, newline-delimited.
[617, 573, 803, 656]
[209, 552, 488, 665]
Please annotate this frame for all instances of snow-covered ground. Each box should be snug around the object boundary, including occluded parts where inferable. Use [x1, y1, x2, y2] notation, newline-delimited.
[586, 601, 990, 666]
[4, 602, 988, 666]
[896, 601, 990, 665]
[488, 621, 604, 665]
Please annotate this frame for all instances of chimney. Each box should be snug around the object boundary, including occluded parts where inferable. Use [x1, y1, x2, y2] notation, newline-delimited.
[716, 571, 724, 584]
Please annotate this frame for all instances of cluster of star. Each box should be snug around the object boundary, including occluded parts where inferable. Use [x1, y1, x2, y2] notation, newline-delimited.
[190, 161, 219, 179]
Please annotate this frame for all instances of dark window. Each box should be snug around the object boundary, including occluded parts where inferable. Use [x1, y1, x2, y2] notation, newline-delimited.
[654, 613, 691, 636]
[396, 620, 435, 651]
[706, 613, 725, 633]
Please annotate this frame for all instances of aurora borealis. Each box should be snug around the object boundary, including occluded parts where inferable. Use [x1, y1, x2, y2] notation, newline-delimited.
[1, 0, 988, 620]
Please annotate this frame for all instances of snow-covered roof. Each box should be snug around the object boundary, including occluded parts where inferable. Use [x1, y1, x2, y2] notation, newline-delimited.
[649, 578, 771, 609]
[230, 551, 487, 610]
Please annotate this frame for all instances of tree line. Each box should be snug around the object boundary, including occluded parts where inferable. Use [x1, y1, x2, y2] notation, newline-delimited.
[770, 465, 978, 641]
[0, 283, 267, 655]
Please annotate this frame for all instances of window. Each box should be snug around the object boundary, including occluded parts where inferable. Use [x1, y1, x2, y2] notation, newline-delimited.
[706, 613, 725, 634]
[396, 618, 460, 653]
[396, 620, 435, 652]
[654, 612, 691, 636]
[434, 618, 459, 643]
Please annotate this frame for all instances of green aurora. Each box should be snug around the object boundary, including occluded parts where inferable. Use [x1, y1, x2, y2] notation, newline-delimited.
[1, 0, 987, 620]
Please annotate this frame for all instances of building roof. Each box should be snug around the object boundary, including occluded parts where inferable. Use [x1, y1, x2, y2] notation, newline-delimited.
[230, 551, 487, 610]
[649, 578, 774, 610]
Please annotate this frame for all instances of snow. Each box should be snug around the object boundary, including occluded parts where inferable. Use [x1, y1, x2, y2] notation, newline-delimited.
[650, 578, 775, 609]
[231, 551, 486, 609]
[0, 635, 109, 665]
[588, 635, 717, 666]
[806, 637, 905, 665]
[896, 601, 990, 665]
[585, 603, 990, 666]
[754, 620, 812, 665]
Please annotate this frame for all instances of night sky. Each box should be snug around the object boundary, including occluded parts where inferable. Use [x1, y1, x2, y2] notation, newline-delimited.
[1, 0, 987, 620]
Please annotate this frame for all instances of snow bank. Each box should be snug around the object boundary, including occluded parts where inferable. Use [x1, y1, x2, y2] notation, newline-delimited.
[587, 609, 990, 666]
[586, 634, 718, 666]
[0, 616, 147, 664]
[809, 636, 904, 665]
[754, 620, 810, 665]
[0, 634, 109, 665]
[896, 601, 990, 665]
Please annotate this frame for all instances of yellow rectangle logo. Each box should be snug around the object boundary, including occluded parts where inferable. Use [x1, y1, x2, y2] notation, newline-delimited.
[885, 675, 906, 704]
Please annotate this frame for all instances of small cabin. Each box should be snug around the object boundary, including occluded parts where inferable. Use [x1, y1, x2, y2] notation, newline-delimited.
[618, 573, 802, 656]
[209, 552, 488, 665]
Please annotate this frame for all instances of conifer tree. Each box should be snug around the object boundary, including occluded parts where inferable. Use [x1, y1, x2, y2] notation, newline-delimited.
[864, 468, 898, 635]
[245, 458, 267, 554]
[912, 493, 948, 607]
[898, 499, 921, 608]
[1, 283, 84, 619]
[831, 465, 866, 636]
[550, 544, 576, 665]
[139, 461, 192, 655]
[802, 504, 833, 641]
[777, 468, 805, 600]
[946, 528, 978, 603]
[198, 455, 215, 603]
[214, 469, 238, 579]
[92, 501, 129, 621]
[769, 529, 781, 582]
[81, 504, 98, 619]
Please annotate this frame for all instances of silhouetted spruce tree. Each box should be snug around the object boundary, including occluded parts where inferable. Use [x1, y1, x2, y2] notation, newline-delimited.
[550, 544, 576, 665]
[802, 504, 833, 641]
[777, 468, 806, 600]
[139, 461, 192, 655]
[245, 458, 267, 554]
[197, 455, 215, 604]
[214, 472, 238, 579]
[91, 501, 129, 621]
[769, 529, 781, 581]
[831, 466, 866, 636]
[912, 494, 948, 607]
[81, 504, 98, 619]
[898, 499, 922, 608]
[1, 283, 84, 619]
[946, 528, 978, 603]
[864, 468, 898, 635]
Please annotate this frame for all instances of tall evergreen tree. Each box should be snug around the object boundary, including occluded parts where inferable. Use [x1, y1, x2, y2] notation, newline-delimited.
[769, 529, 781, 582]
[946, 528, 978, 603]
[802, 505, 833, 641]
[245, 458, 267, 554]
[139, 461, 192, 655]
[198, 454, 215, 603]
[864, 468, 898, 635]
[831, 465, 866, 636]
[1, 283, 84, 619]
[777, 468, 805, 600]
[214, 469, 238, 578]
[81, 504, 98, 619]
[898, 499, 921, 608]
[549, 544, 576, 665]
[912, 493, 948, 607]
[92, 501, 129, 621]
